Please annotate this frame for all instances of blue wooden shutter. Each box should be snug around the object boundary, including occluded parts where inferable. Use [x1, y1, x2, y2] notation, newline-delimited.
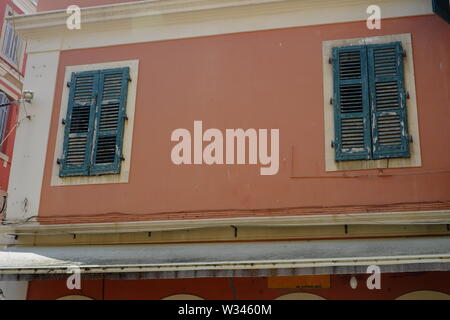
[333, 46, 372, 161]
[0, 92, 9, 153]
[59, 71, 99, 177]
[90, 67, 129, 175]
[368, 42, 410, 159]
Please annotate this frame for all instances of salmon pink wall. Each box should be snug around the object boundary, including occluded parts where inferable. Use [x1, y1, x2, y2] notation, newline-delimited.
[37, 0, 139, 12]
[39, 15, 450, 224]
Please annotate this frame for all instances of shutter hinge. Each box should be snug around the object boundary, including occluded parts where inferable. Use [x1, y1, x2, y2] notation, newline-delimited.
[124, 114, 129, 121]
[66, 82, 71, 88]
[120, 156, 126, 162]
[57, 158, 62, 165]
[405, 91, 410, 99]
[128, 77, 132, 82]
[331, 141, 335, 148]
[402, 50, 407, 58]
[409, 136, 413, 143]
[328, 57, 333, 64]
[330, 98, 334, 105]
[62, 118, 66, 125]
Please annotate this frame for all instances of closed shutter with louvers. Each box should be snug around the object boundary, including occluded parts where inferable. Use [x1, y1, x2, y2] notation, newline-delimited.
[90, 68, 129, 175]
[0, 92, 9, 153]
[60, 71, 99, 177]
[332, 46, 372, 161]
[368, 42, 410, 159]
[60, 67, 129, 177]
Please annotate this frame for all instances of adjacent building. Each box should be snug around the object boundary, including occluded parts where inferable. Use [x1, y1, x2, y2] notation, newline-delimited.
[0, 0, 449, 300]
[0, 0, 35, 209]
[0, 0, 36, 300]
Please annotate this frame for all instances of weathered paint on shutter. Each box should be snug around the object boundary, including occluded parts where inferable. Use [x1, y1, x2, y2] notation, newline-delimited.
[368, 42, 410, 160]
[90, 67, 129, 175]
[333, 46, 372, 161]
[59, 71, 99, 177]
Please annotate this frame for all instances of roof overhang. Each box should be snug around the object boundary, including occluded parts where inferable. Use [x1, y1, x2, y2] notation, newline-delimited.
[1, 236, 449, 280]
[3, 209, 450, 236]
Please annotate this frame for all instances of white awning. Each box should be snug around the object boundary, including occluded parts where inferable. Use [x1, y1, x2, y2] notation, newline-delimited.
[1, 236, 449, 280]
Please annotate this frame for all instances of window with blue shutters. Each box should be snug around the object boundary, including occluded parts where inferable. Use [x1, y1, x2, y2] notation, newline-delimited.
[59, 67, 130, 177]
[332, 42, 410, 162]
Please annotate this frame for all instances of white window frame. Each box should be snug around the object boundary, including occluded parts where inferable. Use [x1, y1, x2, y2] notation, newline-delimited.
[51, 60, 139, 186]
[0, 5, 25, 70]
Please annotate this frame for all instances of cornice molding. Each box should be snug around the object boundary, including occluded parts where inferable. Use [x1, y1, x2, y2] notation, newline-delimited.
[9, 0, 433, 44]
[11, 0, 292, 31]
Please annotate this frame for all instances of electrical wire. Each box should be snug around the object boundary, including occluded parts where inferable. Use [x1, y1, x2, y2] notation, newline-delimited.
[1, 215, 37, 226]
[0, 101, 30, 149]
[0, 100, 21, 108]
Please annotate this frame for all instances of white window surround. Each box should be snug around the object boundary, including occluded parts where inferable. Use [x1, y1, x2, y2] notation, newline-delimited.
[322, 33, 421, 172]
[51, 60, 139, 186]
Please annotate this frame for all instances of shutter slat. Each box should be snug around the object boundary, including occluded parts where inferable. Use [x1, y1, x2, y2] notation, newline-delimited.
[368, 42, 410, 159]
[333, 46, 372, 161]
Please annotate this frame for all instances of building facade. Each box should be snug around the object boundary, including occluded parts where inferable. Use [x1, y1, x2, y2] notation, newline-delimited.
[0, 0, 449, 300]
